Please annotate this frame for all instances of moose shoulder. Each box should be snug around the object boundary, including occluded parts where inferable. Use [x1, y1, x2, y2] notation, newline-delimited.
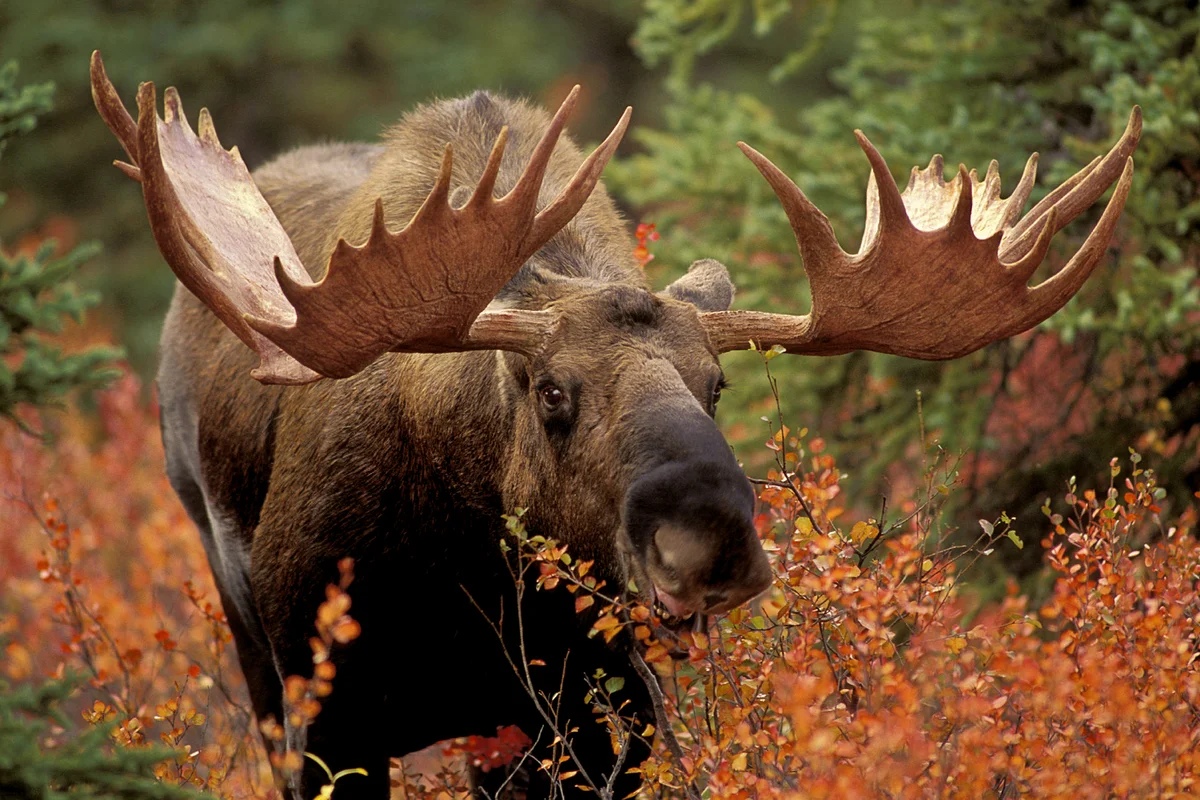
[91, 51, 1139, 799]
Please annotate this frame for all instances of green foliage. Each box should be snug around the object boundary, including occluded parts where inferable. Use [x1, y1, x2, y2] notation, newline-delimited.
[0, 673, 201, 800]
[634, 0, 840, 89]
[0, 62, 121, 431]
[610, 0, 1200, 547]
[0, 62, 54, 154]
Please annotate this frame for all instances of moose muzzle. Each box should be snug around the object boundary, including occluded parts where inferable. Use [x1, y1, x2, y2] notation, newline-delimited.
[622, 406, 773, 620]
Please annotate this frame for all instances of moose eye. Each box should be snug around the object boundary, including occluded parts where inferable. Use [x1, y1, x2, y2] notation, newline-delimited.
[709, 377, 727, 413]
[540, 383, 565, 410]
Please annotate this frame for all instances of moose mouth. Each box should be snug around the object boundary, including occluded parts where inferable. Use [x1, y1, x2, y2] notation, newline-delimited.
[646, 586, 709, 659]
[617, 539, 705, 646]
[651, 585, 695, 618]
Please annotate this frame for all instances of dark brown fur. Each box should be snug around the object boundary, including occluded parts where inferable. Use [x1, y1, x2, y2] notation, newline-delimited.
[158, 92, 768, 799]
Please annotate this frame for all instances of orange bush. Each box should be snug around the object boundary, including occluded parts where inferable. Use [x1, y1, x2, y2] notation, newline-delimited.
[0, 373, 270, 797]
[523, 430, 1200, 796]
[4, 370, 1200, 799]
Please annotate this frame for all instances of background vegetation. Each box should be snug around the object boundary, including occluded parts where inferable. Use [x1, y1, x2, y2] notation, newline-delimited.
[1, 0, 1198, 797]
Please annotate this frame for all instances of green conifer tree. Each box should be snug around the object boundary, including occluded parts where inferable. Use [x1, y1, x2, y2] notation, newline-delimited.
[0, 673, 203, 800]
[0, 61, 121, 432]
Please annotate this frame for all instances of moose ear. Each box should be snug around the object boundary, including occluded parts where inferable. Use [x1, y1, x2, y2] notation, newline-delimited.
[661, 259, 735, 312]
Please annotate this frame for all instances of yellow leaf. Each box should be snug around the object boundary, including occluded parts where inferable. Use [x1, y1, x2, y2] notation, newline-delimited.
[731, 753, 748, 772]
[592, 614, 620, 631]
[849, 521, 879, 544]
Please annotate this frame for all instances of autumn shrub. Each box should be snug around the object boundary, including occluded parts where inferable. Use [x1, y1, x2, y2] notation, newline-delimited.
[514, 358, 1200, 798]
[0, 374, 531, 799]
[1, 374, 267, 797]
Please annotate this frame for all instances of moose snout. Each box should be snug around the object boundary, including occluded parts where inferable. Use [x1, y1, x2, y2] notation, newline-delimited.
[650, 521, 773, 616]
[623, 457, 773, 618]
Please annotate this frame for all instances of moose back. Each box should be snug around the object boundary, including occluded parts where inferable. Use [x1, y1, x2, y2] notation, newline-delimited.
[91, 51, 1139, 798]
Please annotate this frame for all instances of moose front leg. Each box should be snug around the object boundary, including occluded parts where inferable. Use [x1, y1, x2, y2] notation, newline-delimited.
[251, 548, 393, 800]
[283, 662, 392, 800]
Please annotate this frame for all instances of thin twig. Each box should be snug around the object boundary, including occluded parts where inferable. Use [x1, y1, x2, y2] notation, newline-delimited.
[629, 650, 701, 800]
[461, 584, 603, 796]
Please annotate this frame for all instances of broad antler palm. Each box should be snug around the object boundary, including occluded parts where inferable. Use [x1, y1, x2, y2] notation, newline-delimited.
[701, 109, 1140, 359]
[91, 51, 629, 383]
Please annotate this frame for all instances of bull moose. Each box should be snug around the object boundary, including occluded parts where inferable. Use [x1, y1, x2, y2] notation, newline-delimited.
[90, 51, 1139, 799]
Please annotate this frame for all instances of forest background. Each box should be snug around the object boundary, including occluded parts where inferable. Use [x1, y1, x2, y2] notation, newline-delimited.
[2, 0, 1198, 797]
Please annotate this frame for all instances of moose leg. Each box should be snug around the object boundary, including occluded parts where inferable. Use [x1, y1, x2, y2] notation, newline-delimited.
[209, 571, 285, 747]
[161, 435, 286, 760]
[253, 554, 393, 799]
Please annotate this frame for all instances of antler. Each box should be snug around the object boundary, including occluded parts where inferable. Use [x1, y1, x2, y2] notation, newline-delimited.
[701, 108, 1141, 359]
[91, 51, 630, 383]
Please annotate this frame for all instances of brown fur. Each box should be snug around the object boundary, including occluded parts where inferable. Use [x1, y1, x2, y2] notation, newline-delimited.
[157, 91, 763, 799]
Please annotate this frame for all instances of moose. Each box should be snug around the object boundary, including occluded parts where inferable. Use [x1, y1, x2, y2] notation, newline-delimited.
[90, 51, 1139, 798]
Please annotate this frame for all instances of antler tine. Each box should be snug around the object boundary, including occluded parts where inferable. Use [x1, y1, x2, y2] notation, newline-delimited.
[163, 86, 184, 125]
[856, 130, 909, 247]
[467, 126, 509, 208]
[89, 51, 140, 179]
[399, 143, 455, 232]
[525, 104, 632, 259]
[197, 107, 221, 147]
[1004, 153, 1039, 226]
[946, 164, 975, 233]
[505, 85, 580, 220]
[1003, 106, 1141, 260]
[701, 107, 1141, 361]
[928, 154, 946, 179]
[972, 159, 999, 197]
[966, 152, 1037, 239]
[736, 141, 843, 276]
[1021, 157, 1134, 325]
[1006, 208, 1058, 284]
